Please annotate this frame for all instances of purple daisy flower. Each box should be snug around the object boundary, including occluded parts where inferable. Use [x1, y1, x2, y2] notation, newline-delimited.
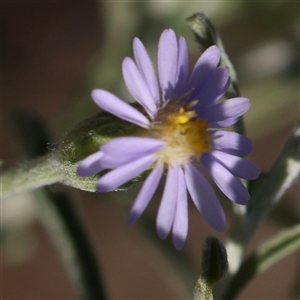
[78, 29, 260, 249]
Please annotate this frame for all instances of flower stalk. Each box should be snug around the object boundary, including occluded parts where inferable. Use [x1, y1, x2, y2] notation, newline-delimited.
[223, 224, 300, 300]
[0, 154, 62, 200]
[216, 122, 300, 298]
[229, 122, 300, 264]
[9, 108, 107, 299]
[230, 123, 299, 267]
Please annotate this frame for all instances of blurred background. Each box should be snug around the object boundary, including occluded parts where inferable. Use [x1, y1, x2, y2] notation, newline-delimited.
[1, 1, 299, 299]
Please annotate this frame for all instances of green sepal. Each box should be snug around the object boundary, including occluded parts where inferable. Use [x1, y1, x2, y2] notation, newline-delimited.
[59, 108, 152, 192]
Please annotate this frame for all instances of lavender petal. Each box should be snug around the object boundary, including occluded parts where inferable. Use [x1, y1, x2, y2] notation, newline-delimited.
[77, 151, 104, 177]
[156, 164, 179, 239]
[172, 166, 188, 250]
[194, 66, 230, 110]
[201, 154, 250, 204]
[184, 162, 226, 232]
[158, 29, 178, 101]
[211, 130, 253, 156]
[122, 57, 158, 118]
[214, 117, 242, 128]
[133, 37, 160, 105]
[96, 154, 156, 192]
[187, 45, 220, 97]
[199, 97, 250, 126]
[128, 162, 163, 224]
[101, 137, 165, 168]
[174, 36, 189, 97]
[92, 89, 150, 128]
[209, 150, 260, 180]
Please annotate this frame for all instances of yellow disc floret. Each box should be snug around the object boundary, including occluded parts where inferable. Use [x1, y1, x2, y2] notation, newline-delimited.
[153, 105, 211, 165]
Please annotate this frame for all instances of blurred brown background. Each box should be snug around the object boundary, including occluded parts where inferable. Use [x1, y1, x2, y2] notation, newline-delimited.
[1, 1, 299, 299]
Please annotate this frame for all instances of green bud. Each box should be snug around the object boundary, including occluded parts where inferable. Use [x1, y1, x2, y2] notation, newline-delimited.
[186, 12, 239, 97]
[193, 236, 228, 300]
[186, 12, 244, 135]
[59, 109, 150, 192]
[186, 12, 217, 50]
[201, 236, 228, 284]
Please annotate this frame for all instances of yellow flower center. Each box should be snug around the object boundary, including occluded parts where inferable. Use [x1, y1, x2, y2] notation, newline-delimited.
[153, 105, 211, 165]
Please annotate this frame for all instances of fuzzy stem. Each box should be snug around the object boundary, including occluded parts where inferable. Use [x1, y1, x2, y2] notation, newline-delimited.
[231, 122, 300, 262]
[216, 122, 300, 298]
[223, 224, 300, 300]
[193, 280, 213, 300]
[1, 154, 63, 200]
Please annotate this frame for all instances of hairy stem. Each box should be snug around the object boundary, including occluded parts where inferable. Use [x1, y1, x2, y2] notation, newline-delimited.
[216, 123, 300, 298]
[1, 154, 63, 200]
[223, 224, 300, 300]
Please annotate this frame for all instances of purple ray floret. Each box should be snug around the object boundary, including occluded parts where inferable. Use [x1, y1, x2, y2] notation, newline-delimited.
[78, 29, 260, 250]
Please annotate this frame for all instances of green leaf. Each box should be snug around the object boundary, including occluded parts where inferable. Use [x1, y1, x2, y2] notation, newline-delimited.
[223, 224, 300, 300]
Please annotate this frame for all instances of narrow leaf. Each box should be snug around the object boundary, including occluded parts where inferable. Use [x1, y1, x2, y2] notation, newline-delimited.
[223, 224, 300, 300]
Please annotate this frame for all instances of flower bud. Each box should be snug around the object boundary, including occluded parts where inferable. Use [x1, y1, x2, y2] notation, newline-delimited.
[193, 236, 228, 300]
[201, 236, 228, 284]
